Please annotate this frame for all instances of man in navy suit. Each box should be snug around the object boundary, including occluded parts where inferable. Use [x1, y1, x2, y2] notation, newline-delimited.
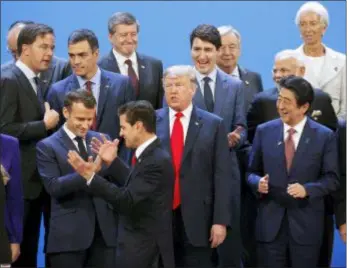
[156, 65, 231, 266]
[36, 90, 118, 267]
[190, 24, 245, 267]
[47, 29, 134, 162]
[247, 75, 339, 268]
[67, 100, 175, 268]
[98, 12, 164, 109]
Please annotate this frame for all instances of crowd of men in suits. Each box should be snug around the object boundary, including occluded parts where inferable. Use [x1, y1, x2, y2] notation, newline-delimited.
[0, 1, 345, 267]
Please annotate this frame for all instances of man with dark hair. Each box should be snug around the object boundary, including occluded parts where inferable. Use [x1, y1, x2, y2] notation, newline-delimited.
[1, 20, 71, 95]
[190, 24, 245, 267]
[67, 100, 175, 268]
[48, 28, 135, 162]
[247, 75, 339, 267]
[0, 23, 60, 268]
[36, 89, 118, 267]
[98, 12, 164, 109]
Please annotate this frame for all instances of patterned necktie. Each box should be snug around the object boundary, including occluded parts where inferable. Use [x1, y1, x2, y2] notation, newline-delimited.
[84, 81, 97, 131]
[74, 136, 88, 161]
[171, 112, 184, 209]
[285, 128, 296, 171]
[125, 59, 139, 97]
[203, 76, 214, 112]
[33, 77, 45, 112]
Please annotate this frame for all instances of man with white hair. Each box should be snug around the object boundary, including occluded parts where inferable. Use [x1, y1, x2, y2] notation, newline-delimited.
[247, 49, 337, 143]
[294, 1, 346, 119]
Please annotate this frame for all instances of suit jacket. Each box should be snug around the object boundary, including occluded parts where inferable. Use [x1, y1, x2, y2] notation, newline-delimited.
[98, 50, 164, 109]
[334, 119, 346, 228]
[47, 69, 134, 161]
[247, 118, 339, 245]
[295, 44, 346, 118]
[0, 134, 23, 244]
[247, 87, 338, 144]
[193, 69, 247, 148]
[1, 56, 71, 99]
[88, 138, 175, 268]
[0, 65, 48, 199]
[0, 172, 11, 263]
[238, 65, 264, 114]
[156, 106, 231, 247]
[36, 128, 118, 253]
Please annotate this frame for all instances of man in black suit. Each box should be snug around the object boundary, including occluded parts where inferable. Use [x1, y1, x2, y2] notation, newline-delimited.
[98, 12, 164, 109]
[1, 20, 71, 96]
[0, 23, 60, 267]
[68, 100, 175, 268]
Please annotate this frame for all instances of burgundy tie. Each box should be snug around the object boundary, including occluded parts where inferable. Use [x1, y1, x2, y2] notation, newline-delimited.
[285, 128, 296, 171]
[171, 112, 184, 209]
[131, 154, 137, 167]
[85, 81, 97, 131]
[125, 59, 139, 97]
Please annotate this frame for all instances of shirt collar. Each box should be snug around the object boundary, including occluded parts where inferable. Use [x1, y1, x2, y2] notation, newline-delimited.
[63, 123, 78, 141]
[76, 67, 101, 88]
[231, 66, 240, 77]
[135, 135, 157, 159]
[283, 116, 307, 136]
[169, 103, 193, 122]
[112, 49, 137, 66]
[194, 67, 217, 84]
[15, 60, 37, 79]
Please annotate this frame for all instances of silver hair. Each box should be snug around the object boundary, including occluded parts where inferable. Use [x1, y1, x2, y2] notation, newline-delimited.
[217, 25, 241, 44]
[295, 1, 329, 27]
[108, 12, 140, 34]
[163, 65, 196, 81]
[274, 49, 305, 67]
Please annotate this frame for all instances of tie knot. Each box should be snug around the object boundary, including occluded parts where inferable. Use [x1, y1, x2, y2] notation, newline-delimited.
[34, 77, 40, 85]
[85, 81, 93, 91]
[175, 112, 183, 119]
[125, 59, 132, 66]
[74, 136, 83, 142]
[203, 76, 211, 83]
[288, 128, 296, 136]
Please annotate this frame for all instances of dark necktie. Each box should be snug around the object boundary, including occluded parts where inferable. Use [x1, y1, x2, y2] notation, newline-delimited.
[84, 81, 97, 130]
[285, 128, 296, 171]
[171, 112, 184, 209]
[203, 77, 214, 112]
[74, 136, 88, 161]
[34, 77, 45, 112]
[125, 59, 139, 97]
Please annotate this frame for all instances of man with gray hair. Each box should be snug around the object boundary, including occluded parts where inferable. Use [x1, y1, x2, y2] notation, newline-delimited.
[217, 25, 264, 113]
[156, 65, 233, 267]
[99, 12, 164, 109]
[294, 1, 346, 119]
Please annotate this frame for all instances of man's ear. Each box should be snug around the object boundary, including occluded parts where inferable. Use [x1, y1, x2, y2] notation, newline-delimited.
[62, 107, 69, 120]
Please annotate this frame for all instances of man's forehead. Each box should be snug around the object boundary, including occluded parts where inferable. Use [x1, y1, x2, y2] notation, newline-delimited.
[164, 75, 188, 81]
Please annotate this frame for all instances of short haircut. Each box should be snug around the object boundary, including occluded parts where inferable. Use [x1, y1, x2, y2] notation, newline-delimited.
[108, 12, 140, 34]
[63, 89, 97, 110]
[295, 1, 329, 27]
[190, 24, 222, 50]
[278, 75, 314, 111]
[163, 65, 196, 82]
[17, 23, 54, 56]
[118, 100, 156, 133]
[217, 25, 242, 44]
[274, 49, 305, 67]
[8, 20, 35, 31]
[68, 29, 99, 51]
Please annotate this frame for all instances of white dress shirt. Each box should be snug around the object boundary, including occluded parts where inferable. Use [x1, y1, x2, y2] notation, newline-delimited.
[16, 60, 38, 94]
[76, 68, 101, 112]
[63, 123, 87, 151]
[283, 116, 307, 150]
[134, 135, 158, 159]
[112, 49, 139, 78]
[168, 104, 193, 144]
[194, 68, 217, 100]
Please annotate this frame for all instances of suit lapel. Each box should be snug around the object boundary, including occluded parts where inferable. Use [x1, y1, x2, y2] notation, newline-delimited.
[319, 47, 344, 88]
[107, 50, 121, 73]
[156, 108, 171, 155]
[137, 53, 147, 97]
[213, 70, 228, 115]
[68, 75, 81, 91]
[96, 71, 110, 126]
[193, 80, 207, 110]
[57, 127, 78, 152]
[40, 66, 54, 97]
[275, 122, 287, 175]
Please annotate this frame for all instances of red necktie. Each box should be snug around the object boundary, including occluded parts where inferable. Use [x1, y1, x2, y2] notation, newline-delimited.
[131, 154, 137, 167]
[285, 128, 296, 171]
[171, 112, 184, 209]
[85, 81, 97, 130]
[125, 59, 139, 98]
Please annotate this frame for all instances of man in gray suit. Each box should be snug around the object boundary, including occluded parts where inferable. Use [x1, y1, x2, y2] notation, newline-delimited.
[1, 20, 71, 97]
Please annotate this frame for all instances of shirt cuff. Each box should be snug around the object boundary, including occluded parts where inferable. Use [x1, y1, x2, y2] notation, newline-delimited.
[86, 173, 95, 185]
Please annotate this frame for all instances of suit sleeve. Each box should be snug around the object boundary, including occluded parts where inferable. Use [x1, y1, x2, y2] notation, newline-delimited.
[0, 77, 47, 140]
[156, 60, 164, 109]
[5, 138, 24, 243]
[304, 131, 340, 198]
[88, 161, 164, 214]
[100, 157, 130, 186]
[36, 141, 87, 199]
[337, 64, 346, 119]
[232, 81, 247, 148]
[213, 119, 232, 226]
[247, 96, 263, 144]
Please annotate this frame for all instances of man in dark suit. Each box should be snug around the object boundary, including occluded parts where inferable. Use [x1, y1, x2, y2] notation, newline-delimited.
[156, 65, 231, 267]
[67, 100, 175, 268]
[1, 20, 71, 95]
[48, 29, 134, 162]
[190, 24, 245, 267]
[0, 23, 60, 268]
[248, 75, 339, 268]
[335, 119, 346, 244]
[36, 90, 117, 267]
[98, 12, 164, 109]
